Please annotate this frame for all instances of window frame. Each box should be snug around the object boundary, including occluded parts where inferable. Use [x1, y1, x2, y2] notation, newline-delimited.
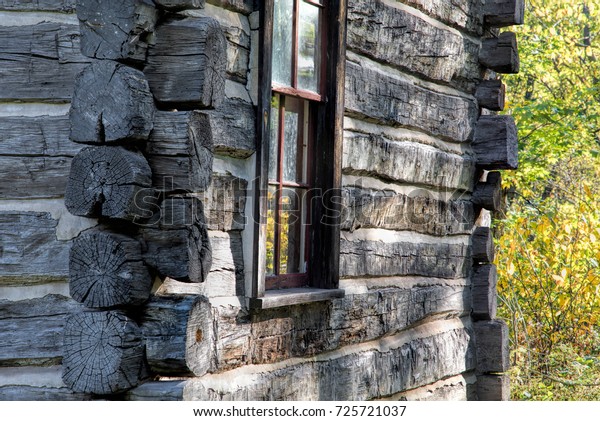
[251, 0, 348, 307]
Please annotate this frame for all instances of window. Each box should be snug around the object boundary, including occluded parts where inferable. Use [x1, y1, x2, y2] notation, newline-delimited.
[251, 0, 347, 307]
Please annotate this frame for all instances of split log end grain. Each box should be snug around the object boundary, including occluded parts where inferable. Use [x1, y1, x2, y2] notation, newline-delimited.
[62, 310, 146, 395]
[76, 0, 158, 63]
[144, 16, 227, 109]
[69, 61, 155, 145]
[64, 146, 157, 221]
[69, 230, 152, 308]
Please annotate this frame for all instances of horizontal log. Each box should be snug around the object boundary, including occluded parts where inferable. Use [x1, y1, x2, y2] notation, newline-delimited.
[69, 61, 155, 144]
[341, 186, 474, 236]
[0, 0, 76, 11]
[129, 321, 475, 400]
[0, 115, 80, 157]
[471, 264, 498, 321]
[472, 226, 495, 264]
[473, 115, 518, 170]
[62, 310, 147, 394]
[69, 230, 152, 308]
[140, 295, 213, 377]
[125, 381, 185, 401]
[204, 231, 244, 297]
[345, 60, 478, 143]
[340, 237, 470, 279]
[146, 111, 213, 192]
[484, 0, 525, 27]
[343, 132, 476, 192]
[65, 146, 157, 221]
[152, 0, 203, 11]
[383, 374, 477, 401]
[0, 115, 82, 199]
[0, 385, 92, 401]
[399, 0, 484, 35]
[77, 0, 157, 63]
[477, 374, 510, 401]
[471, 171, 502, 212]
[0, 295, 80, 367]
[475, 79, 506, 111]
[144, 16, 227, 109]
[347, 0, 482, 91]
[204, 175, 247, 231]
[206, 0, 254, 15]
[0, 23, 91, 102]
[0, 156, 73, 199]
[201, 99, 256, 158]
[479, 32, 520, 74]
[0, 212, 70, 284]
[139, 197, 212, 283]
[474, 319, 510, 374]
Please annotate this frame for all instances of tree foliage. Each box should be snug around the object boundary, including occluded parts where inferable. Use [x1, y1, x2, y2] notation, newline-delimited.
[496, 0, 600, 396]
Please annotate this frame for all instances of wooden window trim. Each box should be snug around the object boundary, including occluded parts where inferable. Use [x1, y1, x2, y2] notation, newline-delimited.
[252, 0, 348, 307]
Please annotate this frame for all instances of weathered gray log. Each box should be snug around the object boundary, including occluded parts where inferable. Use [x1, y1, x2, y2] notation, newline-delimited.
[139, 197, 212, 283]
[341, 186, 474, 236]
[345, 60, 478, 143]
[472, 264, 498, 321]
[125, 381, 185, 401]
[69, 230, 152, 308]
[343, 132, 476, 192]
[62, 310, 146, 394]
[471, 171, 502, 212]
[0, 115, 84, 199]
[140, 295, 213, 376]
[0, 295, 80, 367]
[474, 319, 510, 374]
[76, 0, 157, 63]
[472, 226, 495, 264]
[144, 16, 227, 109]
[475, 79, 506, 111]
[400, 0, 484, 35]
[385, 374, 477, 401]
[200, 99, 256, 158]
[65, 146, 157, 221]
[347, 0, 482, 91]
[70, 61, 155, 144]
[146, 111, 213, 192]
[204, 175, 247, 231]
[477, 374, 510, 401]
[479, 32, 520, 74]
[129, 322, 475, 401]
[0, 115, 80, 157]
[206, 0, 254, 15]
[0, 212, 70, 285]
[0, 23, 91, 102]
[340, 238, 470, 279]
[0, 0, 76, 12]
[153, 0, 204, 10]
[0, 385, 93, 401]
[484, 0, 525, 27]
[473, 115, 518, 170]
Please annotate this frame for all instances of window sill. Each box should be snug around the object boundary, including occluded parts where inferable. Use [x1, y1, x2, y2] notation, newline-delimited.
[248, 287, 345, 310]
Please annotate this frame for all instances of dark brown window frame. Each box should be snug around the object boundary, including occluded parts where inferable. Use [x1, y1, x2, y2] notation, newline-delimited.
[250, 0, 348, 309]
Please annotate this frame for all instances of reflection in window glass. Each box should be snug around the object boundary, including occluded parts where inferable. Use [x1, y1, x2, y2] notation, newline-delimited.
[298, 2, 321, 92]
[272, 0, 294, 87]
[266, 185, 278, 276]
[269, 95, 280, 181]
[279, 188, 306, 274]
[283, 107, 299, 183]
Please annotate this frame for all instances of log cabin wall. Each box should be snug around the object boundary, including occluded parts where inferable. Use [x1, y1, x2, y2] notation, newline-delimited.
[0, 0, 521, 401]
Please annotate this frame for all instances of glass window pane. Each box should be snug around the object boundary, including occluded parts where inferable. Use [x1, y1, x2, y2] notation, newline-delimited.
[272, 0, 294, 87]
[266, 185, 278, 276]
[269, 95, 280, 181]
[283, 101, 300, 182]
[279, 188, 307, 274]
[298, 2, 321, 92]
